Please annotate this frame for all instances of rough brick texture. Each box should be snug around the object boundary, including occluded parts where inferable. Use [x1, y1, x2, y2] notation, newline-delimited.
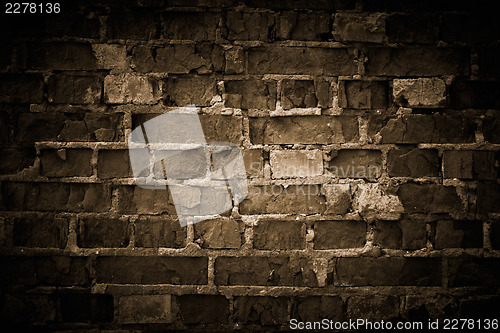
[2, 1, 499, 331]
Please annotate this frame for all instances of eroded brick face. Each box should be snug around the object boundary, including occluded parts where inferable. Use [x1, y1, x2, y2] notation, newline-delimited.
[2, 0, 499, 330]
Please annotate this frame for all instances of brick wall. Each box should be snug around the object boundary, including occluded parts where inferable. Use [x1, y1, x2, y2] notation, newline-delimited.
[1, 0, 500, 330]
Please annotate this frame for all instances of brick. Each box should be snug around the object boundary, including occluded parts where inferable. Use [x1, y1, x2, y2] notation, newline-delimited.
[483, 116, 500, 143]
[44, 14, 100, 38]
[2, 293, 56, 324]
[476, 183, 500, 214]
[116, 185, 176, 215]
[13, 216, 68, 248]
[132, 44, 224, 74]
[277, 12, 330, 41]
[365, 47, 470, 76]
[194, 218, 244, 249]
[104, 75, 162, 104]
[459, 296, 500, 320]
[243, 149, 263, 178]
[16, 112, 123, 143]
[314, 221, 366, 249]
[253, 220, 305, 250]
[177, 295, 229, 324]
[491, 220, 500, 250]
[322, 184, 352, 214]
[451, 80, 500, 109]
[248, 47, 357, 75]
[373, 221, 401, 249]
[0, 74, 44, 104]
[401, 218, 427, 250]
[225, 11, 274, 41]
[93, 44, 128, 70]
[0, 147, 36, 175]
[0, 257, 37, 285]
[215, 256, 318, 286]
[250, 116, 359, 144]
[334, 257, 442, 286]
[47, 75, 102, 104]
[0, 110, 8, 144]
[163, 76, 216, 106]
[23, 42, 97, 70]
[151, 147, 208, 180]
[479, 46, 500, 77]
[224, 80, 277, 110]
[40, 148, 93, 177]
[78, 217, 130, 248]
[1, 182, 111, 212]
[352, 183, 404, 221]
[368, 115, 476, 144]
[448, 258, 500, 287]
[440, 13, 499, 45]
[339, 80, 388, 109]
[119, 295, 171, 324]
[164, 12, 218, 41]
[397, 183, 462, 214]
[434, 220, 483, 249]
[59, 293, 113, 323]
[333, 13, 386, 43]
[393, 78, 446, 108]
[443, 151, 497, 180]
[96, 256, 208, 284]
[270, 150, 323, 178]
[35, 256, 90, 286]
[291, 296, 343, 322]
[347, 296, 399, 320]
[245, 0, 352, 10]
[135, 216, 186, 248]
[280, 80, 332, 109]
[225, 46, 244, 74]
[239, 185, 326, 215]
[97, 149, 132, 179]
[387, 148, 439, 177]
[108, 8, 160, 39]
[386, 13, 439, 43]
[234, 296, 288, 325]
[329, 149, 382, 179]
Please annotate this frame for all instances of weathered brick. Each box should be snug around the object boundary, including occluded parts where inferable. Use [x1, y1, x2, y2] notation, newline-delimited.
[291, 296, 343, 322]
[277, 12, 330, 41]
[2, 293, 56, 324]
[35, 256, 90, 286]
[393, 78, 446, 108]
[352, 183, 404, 221]
[248, 47, 357, 75]
[347, 296, 399, 320]
[108, 8, 160, 39]
[163, 76, 216, 106]
[240, 185, 325, 215]
[119, 295, 171, 324]
[440, 13, 499, 45]
[97, 149, 132, 179]
[479, 46, 500, 77]
[491, 220, 500, 250]
[132, 44, 224, 73]
[177, 295, 229, 324]
[451, 80, 500, 109]
[135, 216, 186, 248]
[373, 220, 401, 249]
[23, 42, 97, 70]
[270, 150, 323, 178]
[333, 13, 386, 43]
[17, 112, 123, 143]
[0, 147, 36, 175]
[386, 13, 439, 43]
[459, 296, 500, 320]
[245, 0, 352, 10]
[152, 147, 208, 180]
[365, 47, 470, 76]
[387, 148, 439, 177]
[476, 183, 500, 214]
[397, 183, 462, 214]
[483, 116, 500, 143]
[0, 74, 44, 104]
[0, 257, 37, 285]
[215, 256, 318, 286]
[13, 216, 68, 248]
[47, 75, 102, 104]
[280, 80, 332, 109]
[96, 256, 208, 284]
[339, 80, 388, 109]
[224, 80, 277, 109]
[45, 14, 100, 38]
[234, 296, 288, 325]
[400, 218, 427, 250]
[250, 116, 359, 144]
[314, 221, 366, 249]
[104, 75, 162, 104]
[59, 292, 113, 323]
[194, 218, 244, 249]
[443, 151, 497, 180]
[434, 220, 483, 249]
[93, 44, 128, 70]
[329, 149, 382, 179]
[40, 148, 93, 177]
[225, 46, 245, 74]
[253, 220, 305, 250]
[164, 12, 219, 41]
[368, 115, 476, 144]
[1, 182, 111, 212]
[243, 149, 263, 178]
[448, 258, 500, 287]
[322, 184, 352, 215]
[225, 11, 274, 41]
[78, 217, 130, 248]
[334, 257, 442, 286]
[116, 185, 176, 215]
